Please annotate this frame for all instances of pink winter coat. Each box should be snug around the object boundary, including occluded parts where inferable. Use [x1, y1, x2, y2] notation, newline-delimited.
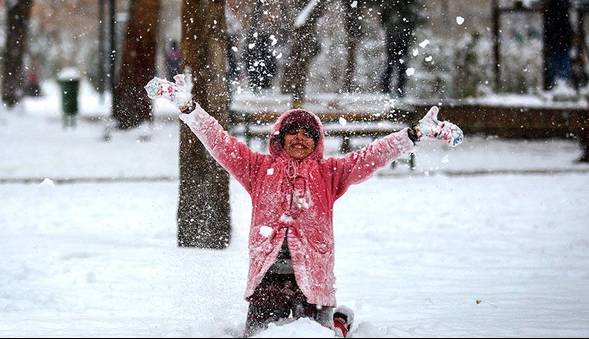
[180, 105, 415, 307]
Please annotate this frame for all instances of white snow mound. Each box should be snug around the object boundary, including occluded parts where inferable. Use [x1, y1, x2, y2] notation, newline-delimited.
[252, 318, 335, 338]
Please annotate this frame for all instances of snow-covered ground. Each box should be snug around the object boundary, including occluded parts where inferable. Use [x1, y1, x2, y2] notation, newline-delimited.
[1, 84, 589, 337]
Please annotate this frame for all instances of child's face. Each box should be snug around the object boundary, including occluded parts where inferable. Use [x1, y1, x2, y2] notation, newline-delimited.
[284, 129, 316, 160]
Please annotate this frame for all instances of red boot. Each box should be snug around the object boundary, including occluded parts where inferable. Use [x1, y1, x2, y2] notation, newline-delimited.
[333, 306, 354, 337]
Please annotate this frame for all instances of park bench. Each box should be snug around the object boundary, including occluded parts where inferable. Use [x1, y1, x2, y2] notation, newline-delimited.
[228, 109, 417, 169]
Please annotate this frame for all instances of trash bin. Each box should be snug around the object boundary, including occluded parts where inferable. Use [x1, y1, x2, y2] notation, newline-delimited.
[58, 68, 80, 128]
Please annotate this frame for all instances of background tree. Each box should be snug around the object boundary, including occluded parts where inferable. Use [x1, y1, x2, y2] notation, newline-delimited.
[243, 0, 278, 93]
[2, 0, 34, 108]
[112, 0, 160, 129]
[342, 0, 363, 93]
[280, 0, 327, 107]
[177, 0, 231, 249]
[380, 0, 421, 96]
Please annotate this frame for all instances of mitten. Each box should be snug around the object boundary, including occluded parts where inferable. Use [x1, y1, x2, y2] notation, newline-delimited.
[144, 74, 193, 110]
[417, 106, 464, 147]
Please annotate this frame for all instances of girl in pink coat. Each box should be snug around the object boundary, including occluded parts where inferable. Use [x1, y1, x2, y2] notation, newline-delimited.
[178, 100, 461, 337]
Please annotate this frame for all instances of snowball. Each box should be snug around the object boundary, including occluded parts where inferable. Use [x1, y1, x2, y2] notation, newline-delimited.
[419, 39, 430, 48]
[259, 226, 273, 237]
[248, 43, 255, 50]
[267, 168, 275, 176]
[231, 46, 238, 52]
[456, 16, 465, 25]
[351, 1, 358, 8]
[412, 48, 419, 57]
[270, 34, 278, 46]
[425, 56, 433, 62]
[405, 68, 415, 77]
[339, 117, 347, 126]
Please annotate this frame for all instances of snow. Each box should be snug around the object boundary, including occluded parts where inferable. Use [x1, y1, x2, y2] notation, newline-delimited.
[296, 0, 320, 28]
[280, 214, 294, 224]
[1, 82, 589, 337]
[259, 226, 273, 238]
[57, 68, 81, 81]
[418, 39, 430, 49]
[456, 16, 465, 25]
[253, 319, 334, 338]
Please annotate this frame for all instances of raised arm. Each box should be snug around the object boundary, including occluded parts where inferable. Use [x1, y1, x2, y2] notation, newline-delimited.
[328, 106, 464, 199]
[179, 102, 265, 194]
[329, 128, 416, 199]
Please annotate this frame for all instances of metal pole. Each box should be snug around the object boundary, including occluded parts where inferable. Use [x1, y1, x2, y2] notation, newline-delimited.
[109, 0, 117, 117]
[492, 0, 501, 91]
[98, 0, 105, 103]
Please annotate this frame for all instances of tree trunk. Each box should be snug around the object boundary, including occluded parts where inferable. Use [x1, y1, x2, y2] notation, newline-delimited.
[342, 1, 362, 93]
[112, 0, 160, 129]
[280, 0, 327, 107]
[178, 0, 231, 249]
[2, 0, 33, 108]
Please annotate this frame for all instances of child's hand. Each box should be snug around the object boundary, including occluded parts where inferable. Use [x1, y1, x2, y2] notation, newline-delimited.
[417, 106, 464, 147]
[144, 74, 193, 111]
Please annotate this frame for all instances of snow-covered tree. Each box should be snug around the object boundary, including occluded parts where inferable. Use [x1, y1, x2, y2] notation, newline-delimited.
[2, 0, 33, 108]
[178, 0, 231, 249]
[281, 0, 327, 107]
[113, 0, 160, 129]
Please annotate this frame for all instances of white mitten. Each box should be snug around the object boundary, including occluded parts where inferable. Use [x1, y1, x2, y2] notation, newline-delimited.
[144, 74, 193, 109]
[417, 106, 464, 147]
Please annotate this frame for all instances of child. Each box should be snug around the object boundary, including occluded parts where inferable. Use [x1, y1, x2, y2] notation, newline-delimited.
[177, 98, 461, 337]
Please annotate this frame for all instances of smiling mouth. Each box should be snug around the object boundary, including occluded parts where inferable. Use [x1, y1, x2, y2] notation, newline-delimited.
[291, 144, 307, 149]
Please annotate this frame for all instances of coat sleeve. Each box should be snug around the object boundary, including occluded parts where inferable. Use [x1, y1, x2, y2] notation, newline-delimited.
[327, 129, 415, 199]
[179, 104, 264, 194]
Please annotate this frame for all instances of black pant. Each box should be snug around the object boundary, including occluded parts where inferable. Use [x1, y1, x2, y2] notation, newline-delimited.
[243, 272, 332, 337]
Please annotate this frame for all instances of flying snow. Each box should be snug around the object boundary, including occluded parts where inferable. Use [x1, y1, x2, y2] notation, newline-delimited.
[419, 39, 430, 48]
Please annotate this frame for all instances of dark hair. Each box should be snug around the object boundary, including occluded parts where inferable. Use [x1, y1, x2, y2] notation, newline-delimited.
[279, 110, 321, 145]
